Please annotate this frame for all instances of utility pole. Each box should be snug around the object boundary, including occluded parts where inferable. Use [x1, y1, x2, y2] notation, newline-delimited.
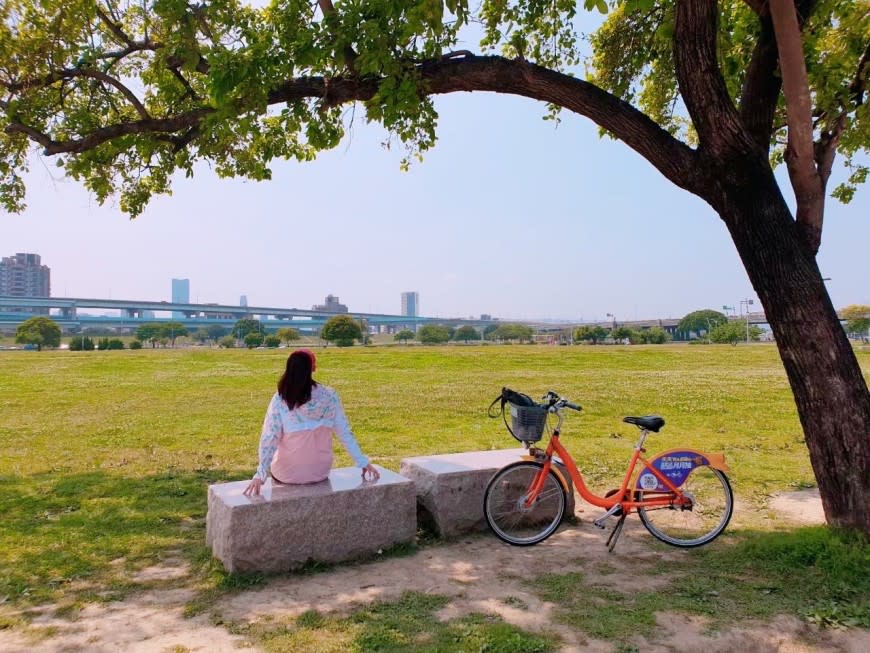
[740, 299, 754, 343]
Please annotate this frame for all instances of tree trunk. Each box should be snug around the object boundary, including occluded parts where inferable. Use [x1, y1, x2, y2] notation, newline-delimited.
[712, 163, 870, 534]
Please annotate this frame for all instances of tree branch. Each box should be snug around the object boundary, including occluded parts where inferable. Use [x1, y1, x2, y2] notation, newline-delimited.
[7, 68, 151, 120]
[96, 6, 136, 47]
[739, 17, 780, 150]
[270, 57, 702, 193]
[673, 0, 756, 159]
[740, 0, 817, 154]
[741, 0, 766, 15]
[6, 109, 211, 154]
[770, 0, 824, 253]
[851, 40, 870, 106]
[5, 56, 699, 194]
[317, 0, 358, 73]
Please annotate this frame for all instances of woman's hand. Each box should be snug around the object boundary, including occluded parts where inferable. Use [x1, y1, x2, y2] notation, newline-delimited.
[243, 477, 264, 496]
[361, 464, 380, 482]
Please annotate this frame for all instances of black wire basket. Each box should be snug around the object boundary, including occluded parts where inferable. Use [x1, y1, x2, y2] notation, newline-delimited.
[508, 402, 549, 442]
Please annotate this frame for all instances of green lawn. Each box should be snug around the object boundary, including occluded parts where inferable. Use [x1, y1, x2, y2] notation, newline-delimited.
[0, 344, 867, 637]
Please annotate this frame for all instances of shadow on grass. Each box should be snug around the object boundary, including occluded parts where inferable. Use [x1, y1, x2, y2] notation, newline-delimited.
[1, 468, 425, 615]
[534, 526, 869, 647]
[0, 467, 239, 606]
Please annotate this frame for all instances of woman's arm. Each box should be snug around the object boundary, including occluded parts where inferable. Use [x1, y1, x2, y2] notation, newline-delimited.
[245, 394, 282, 494]
[331, 391, 371, 469]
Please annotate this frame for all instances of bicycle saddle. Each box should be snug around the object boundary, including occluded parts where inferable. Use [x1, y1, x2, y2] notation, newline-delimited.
[623, 415, 665, 432]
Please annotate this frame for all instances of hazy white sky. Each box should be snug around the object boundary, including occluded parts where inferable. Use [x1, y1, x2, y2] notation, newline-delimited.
[3, 28, 868, 322]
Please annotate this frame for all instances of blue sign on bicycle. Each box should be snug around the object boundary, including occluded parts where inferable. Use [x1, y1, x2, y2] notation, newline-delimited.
[637, 450, 710, 491]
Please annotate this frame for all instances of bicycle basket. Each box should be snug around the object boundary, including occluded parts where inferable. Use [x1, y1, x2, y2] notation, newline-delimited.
[508, 402, 548, 442]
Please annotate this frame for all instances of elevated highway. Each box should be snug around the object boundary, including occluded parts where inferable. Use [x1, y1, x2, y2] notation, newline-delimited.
[0, 296, 496, 333]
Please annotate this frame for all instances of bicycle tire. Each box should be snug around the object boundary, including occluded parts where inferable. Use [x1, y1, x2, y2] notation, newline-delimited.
[637, 466, 733, 548]
[484, 461, 566, 546]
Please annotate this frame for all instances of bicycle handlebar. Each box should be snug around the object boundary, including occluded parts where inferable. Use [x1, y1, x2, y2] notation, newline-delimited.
[542, 390, 582, 412]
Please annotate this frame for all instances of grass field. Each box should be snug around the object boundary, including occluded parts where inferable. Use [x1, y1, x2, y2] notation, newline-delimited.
[1, 343, 868, 642]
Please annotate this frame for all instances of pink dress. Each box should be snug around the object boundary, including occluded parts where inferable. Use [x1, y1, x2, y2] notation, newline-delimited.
[253, 384, 369, 484]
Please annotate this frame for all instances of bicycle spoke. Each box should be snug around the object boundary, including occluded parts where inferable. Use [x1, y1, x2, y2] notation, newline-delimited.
[484, 462, 566, 546]
[637, 466, 733, 548]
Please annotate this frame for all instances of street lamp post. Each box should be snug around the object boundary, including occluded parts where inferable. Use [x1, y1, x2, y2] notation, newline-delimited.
[739, 299, 754, 343]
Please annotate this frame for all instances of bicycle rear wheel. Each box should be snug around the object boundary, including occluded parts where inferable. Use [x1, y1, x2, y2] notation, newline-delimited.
[484, 461, 566, 546]
[637, 466, 733, 548]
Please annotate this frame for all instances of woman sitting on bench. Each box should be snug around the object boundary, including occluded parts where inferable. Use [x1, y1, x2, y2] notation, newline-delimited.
[244, 348, 379, 496]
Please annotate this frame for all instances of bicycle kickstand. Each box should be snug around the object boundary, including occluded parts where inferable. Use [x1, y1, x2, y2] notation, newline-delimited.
[606, 514, 627, 553]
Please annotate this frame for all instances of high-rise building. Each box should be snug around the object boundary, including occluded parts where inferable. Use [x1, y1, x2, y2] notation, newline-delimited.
[0, 253, 50, 313]
[171, 278, 189, 318]
[401, 291, 419, 317]
[313, 294, 348, 313]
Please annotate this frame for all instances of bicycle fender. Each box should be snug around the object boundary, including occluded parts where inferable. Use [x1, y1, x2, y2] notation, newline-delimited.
[521, 455, 571, 495]
[636, 449, 729, 492]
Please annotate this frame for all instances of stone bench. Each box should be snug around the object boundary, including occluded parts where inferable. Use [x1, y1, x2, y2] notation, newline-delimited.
[399, 449, 575, 538]
[206, 465, 415, 573]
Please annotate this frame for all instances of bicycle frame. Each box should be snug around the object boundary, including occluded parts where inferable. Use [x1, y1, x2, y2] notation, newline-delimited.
[522, 411, 728, 516]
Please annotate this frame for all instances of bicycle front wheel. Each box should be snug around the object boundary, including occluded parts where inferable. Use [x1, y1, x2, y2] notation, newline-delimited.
[637, 466, 733, 548]
[484, 461, 566, 546]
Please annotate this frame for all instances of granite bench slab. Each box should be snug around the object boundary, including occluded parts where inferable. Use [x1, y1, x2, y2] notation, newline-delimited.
[206, 465, 415, 573]
[399, 449, 575, 538]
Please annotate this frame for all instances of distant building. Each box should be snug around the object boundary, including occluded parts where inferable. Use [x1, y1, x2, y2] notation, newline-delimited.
[480, 314, 492, 321]
[401, 291, 419, 317]
[313, 294, 348, 313]
[240, 295, 248, 308]
[171, 278, 189, 318]
[0, 253, 50, 313]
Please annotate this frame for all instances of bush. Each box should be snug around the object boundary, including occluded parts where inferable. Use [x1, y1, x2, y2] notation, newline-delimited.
[68, 336, 95, 351]
[96, 338, 110, 351]
[129, 340, 143, 349]
[264, 335, 281, 348]
[219, 336, 236, 348]
[106, 339, 124, 350]
[244, 333, 265, 349]
[394, 329, 415, 343]
[417, 325, 451, 344]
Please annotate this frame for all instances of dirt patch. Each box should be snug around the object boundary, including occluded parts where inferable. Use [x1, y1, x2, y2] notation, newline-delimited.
[1, 491, 866, 652]
[770, 488, 826, 525]
[0, 589, 249, 653]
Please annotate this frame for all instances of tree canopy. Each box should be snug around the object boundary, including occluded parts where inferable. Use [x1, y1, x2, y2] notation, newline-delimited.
[232, 318, 261, 339]
[709, 319, 763, 344]
[491, 323, 535, 343]
[453, 325, 481, 342]
[573, 325, 609, 344]
[394, 328, 415, 343]
[417, 324, 451, 344]
[135, 321, 188, 346]
[275, 326, 300, 344]
[678, 310, 729, 336]
[15, 316, 61, 350]
[840, 304, 870, 338]
[321, 314, 362, 346]
[0, 1, 865, 218]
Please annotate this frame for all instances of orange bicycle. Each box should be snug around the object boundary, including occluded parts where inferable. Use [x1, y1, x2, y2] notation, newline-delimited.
[484, 389, 733, 550]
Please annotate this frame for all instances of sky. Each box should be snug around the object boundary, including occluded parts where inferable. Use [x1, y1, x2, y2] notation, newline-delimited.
[3, 29, 869, 323]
